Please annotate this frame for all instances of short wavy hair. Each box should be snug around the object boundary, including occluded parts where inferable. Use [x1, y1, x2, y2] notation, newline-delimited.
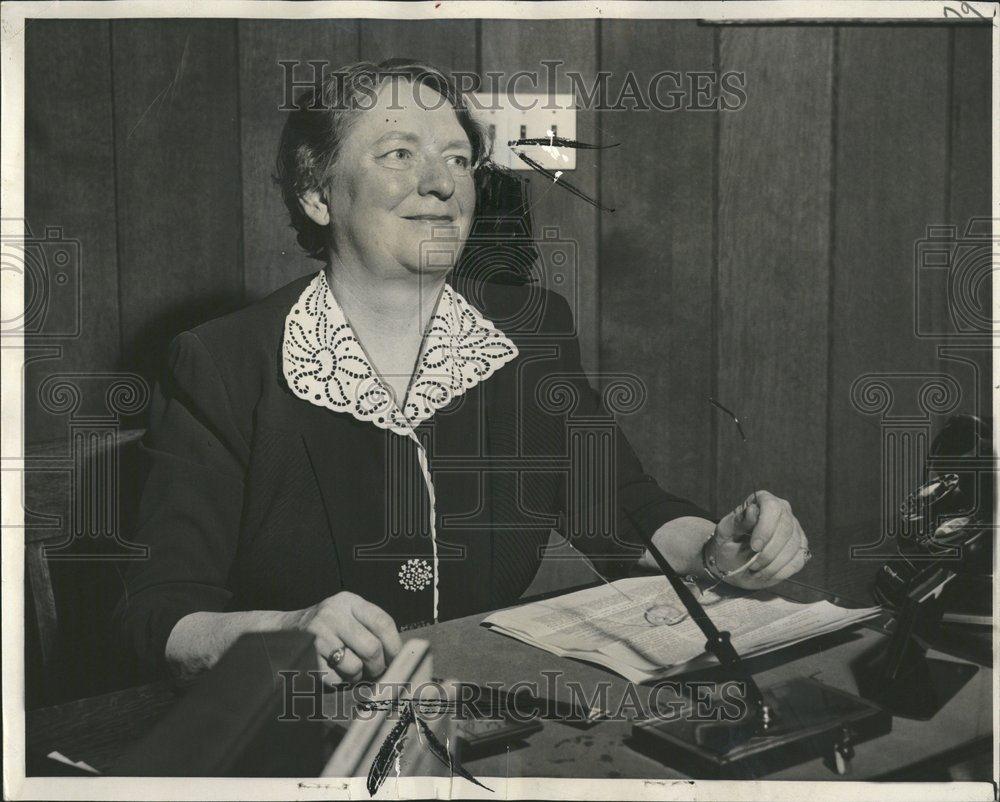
[275, 58, 492, 261]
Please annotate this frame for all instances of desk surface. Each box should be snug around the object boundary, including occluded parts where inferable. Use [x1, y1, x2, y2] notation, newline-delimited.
[425, 613, 991, 780]
[26, 573, 993, 781]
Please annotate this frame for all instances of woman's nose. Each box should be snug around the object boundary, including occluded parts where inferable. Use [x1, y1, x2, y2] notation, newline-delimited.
[417, 157, 455, 200]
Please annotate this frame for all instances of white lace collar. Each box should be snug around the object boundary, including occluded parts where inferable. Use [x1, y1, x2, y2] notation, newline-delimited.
[283, 270, 519, 435]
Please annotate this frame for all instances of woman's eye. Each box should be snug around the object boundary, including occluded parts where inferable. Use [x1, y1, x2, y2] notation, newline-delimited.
[447, 155, 470, 169]
[380, 148, 413, 168]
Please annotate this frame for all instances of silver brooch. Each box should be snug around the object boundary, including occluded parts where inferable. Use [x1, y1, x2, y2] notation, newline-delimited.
[398, 558, 433, 592]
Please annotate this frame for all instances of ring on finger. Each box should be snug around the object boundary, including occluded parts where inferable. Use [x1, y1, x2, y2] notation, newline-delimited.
[326, 647, 345, 668]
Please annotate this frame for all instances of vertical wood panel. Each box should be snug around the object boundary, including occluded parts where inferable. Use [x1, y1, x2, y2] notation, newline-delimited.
[829, 28, 950, 568]
[949, 26, 992, 228]
[24, 21, 989, 604]
[112, 20, 244, 381]
[24, 21, 120, 444]
[238, 21, 359, 299]
[599, 20, 717, 511]
[482, 20, 601, 373]
[946, 26, 992, 421]
[717, 28, 834, 571]
[482, 20, 602, 592]
[358, 20, 477, 74]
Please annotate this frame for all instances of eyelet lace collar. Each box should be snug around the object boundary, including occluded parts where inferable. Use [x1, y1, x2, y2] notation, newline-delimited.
[283, 270, 519, 435]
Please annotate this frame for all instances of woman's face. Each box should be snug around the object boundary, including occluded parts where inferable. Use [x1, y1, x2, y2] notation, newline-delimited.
[322, 79, 476, 277]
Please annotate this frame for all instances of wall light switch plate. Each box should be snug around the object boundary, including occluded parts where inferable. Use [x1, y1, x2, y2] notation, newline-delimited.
[471, 93, 577, 172]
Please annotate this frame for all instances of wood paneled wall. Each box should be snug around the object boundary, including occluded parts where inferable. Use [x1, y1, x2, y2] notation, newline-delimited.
[25, 20, 992, 591]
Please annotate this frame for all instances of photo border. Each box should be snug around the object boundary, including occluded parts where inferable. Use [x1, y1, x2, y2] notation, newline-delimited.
[1, 2, 997, 800]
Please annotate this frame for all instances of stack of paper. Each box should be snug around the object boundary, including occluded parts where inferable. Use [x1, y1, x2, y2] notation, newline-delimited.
[483, 576, 880, 684]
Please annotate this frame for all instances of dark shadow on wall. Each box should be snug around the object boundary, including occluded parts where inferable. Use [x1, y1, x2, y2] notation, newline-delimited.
[123, 292, 248, 399]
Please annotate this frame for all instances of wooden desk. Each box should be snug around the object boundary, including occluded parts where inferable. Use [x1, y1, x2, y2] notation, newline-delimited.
[424, 614, 992, 780]
[25, 576, 993, 781]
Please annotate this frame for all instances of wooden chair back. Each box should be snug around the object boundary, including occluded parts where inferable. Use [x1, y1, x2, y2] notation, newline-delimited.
[24, 428, 146, 707]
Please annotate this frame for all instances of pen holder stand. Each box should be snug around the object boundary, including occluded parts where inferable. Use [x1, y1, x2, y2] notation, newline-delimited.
[630, 676, 891, 778]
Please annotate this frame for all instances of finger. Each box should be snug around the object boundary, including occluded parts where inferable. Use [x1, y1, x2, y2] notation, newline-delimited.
[312, 632, 364, 684]
[797, 524, 810, 557]
[312, 630, 343, 663]
[753, 529, 801, 582]
[339, 615, 387, 678]
[767, 547, 808, 585]
[752, 508, 795, 567]
[353, 600, 403, 662]
[329, 647, 364, 682]
[733, 496, 760, 539]
[748, 493, 785, 553]
[316, 648, 364, 685]
[311, 643, 361, 686]
[755, 522, 809, 585]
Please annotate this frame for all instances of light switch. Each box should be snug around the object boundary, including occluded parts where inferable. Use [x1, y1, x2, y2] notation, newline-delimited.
[470, 93, 577, 171]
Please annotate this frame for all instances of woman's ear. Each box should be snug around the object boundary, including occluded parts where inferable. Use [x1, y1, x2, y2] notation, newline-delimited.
[298, 190, 330, 227]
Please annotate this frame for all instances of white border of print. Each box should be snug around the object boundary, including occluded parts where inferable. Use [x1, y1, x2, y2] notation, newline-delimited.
[2, 2, 997, 801]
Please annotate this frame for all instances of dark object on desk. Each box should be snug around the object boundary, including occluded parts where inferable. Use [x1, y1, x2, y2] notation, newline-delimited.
[456, 717, 543, 760]
[874, 414, 994, 619]
[450, 683, 544, 759]
[629, 520, 889, 777]
[859, 415, 990, 718]
[113, 631, 326, 776]
[855, 558, 980, 721]
[631, 677, 891, 779]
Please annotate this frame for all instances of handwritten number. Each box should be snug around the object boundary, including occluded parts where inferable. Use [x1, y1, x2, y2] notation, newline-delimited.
[943, 2, 988, 18]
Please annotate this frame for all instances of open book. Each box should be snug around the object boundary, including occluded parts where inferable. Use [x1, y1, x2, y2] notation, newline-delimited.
[482, 576, 881, 684]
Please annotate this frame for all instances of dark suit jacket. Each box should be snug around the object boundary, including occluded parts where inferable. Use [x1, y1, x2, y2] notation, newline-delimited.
[115, 272, 711, 676]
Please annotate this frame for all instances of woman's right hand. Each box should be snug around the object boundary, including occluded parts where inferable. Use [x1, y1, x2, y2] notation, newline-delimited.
[283, 592, 403, 685]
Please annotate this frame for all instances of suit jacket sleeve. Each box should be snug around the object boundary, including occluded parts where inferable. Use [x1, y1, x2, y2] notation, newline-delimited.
[546, 292, 714, 575]
[113, 331, 249, 677]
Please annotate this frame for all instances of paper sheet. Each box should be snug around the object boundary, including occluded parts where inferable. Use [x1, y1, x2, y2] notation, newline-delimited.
[483, 576, 880, 683]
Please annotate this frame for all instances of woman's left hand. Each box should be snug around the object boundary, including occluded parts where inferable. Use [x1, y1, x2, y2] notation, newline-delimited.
[709, 490, 810, 590]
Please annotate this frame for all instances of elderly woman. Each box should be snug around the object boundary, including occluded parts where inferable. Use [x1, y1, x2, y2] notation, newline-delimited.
[116, 59, 809, 685]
